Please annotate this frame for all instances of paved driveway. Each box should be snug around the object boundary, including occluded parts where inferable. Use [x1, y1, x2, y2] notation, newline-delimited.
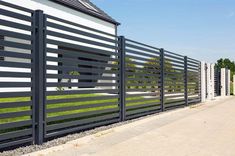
[27, 97, 235, 156]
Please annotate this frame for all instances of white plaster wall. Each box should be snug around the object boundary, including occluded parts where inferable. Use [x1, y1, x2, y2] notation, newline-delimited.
[206, 63, 211, 100]
[227, 70, 230, 96]
[210, 64, 215, 99]
[201, 62, 206, 102]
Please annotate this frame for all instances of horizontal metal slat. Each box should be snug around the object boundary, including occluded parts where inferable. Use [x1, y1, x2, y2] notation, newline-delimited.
[126, 109, 160, 120]
[126, 66, 161, 74]
[0, 138, 33, 149]
[46, 56, 118, 69]
[46, 113, 119, 132]
[47, 30, 118, 50]
[0, 92, 32, 98]
[126, 77, 160, 82]
[0, 8, 32, 22]
[0, 40, 32, 50]
[126, 71, 160, 77]
[46, 14, 116, 38]
[0, 120, 32, 131]
[47, 108, 119, 122]
[125, 49, 157, 58]
[46, 39, 119, 57]
[126, 88, 159, 92]
[47, 95, 119, 105]
[164, 53, 184, 61]
[127, 102, 161, 110]
[126, 43, 160, 55]
[0, 29, 32, 41]
[0, 101, 32, 109]
[164, 50, 184, 58]
[126, 105, 161, 116]
[0, 50, 32, 59]
[126, 54, 160, 63]
[46, 47, 118, 63]
[47, 102, 118, 113]
[0, 110, 32, 119]
[126, 92, 160, 97]
[46, 74, 118, 81]
[45, 118, 118, 139]
[46, 65, 118, 75]
[0, 82, 32, 88]
[0, 72, 32, 78]
[126, 97, 160, 103]
[164, 58, 184, 65]
[126, 39, 160, 51]
[0, 129, 32, 142]
[0, 61, 32, 68]
[46, 89, 119, 96]
[46, 21, 117, 44]
[46, 82, 118, 88]
[126, 83, 161, 88]
[0, 19, 32, 31]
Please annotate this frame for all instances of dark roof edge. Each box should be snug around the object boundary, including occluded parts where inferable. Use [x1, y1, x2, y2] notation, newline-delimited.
[50, 0, 120, 26]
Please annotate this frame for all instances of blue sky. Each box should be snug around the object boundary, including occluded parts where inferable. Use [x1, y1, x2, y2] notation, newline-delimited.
[91, 0, 235, 63]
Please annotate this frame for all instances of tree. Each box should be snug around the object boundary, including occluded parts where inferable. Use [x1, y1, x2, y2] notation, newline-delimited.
[216, 58, 235, 95]
[215, 58, 235, 81]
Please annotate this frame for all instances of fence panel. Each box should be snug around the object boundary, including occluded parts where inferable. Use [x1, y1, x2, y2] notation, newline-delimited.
[124, 39, 161, 120]
[0, 1, 35, 149]
[0, 1, 203, 151]
[163, 50, 186, 109]
[44, 14, 120, 139]
[214, 67, 221, 96]
[187, 58, 201, 104]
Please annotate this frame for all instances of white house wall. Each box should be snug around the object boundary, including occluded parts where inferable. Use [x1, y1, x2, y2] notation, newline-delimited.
[2, 0, 116, 35]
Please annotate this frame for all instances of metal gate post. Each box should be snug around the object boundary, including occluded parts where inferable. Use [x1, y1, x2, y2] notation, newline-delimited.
[160, 48, 165, 111]
[184, 56, 188, 106]
[119, 36, 126, 121]
[33, 10, 46, 144]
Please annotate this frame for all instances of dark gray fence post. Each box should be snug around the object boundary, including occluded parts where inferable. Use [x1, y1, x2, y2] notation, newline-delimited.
[33, 10, 46, 144]
[160, 48, 165, 111]
[184, 56, 188, 106]
[119, 36, 126, 121]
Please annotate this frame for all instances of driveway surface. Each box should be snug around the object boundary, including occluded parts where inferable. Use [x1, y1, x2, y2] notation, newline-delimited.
[26, 97, 235, 156]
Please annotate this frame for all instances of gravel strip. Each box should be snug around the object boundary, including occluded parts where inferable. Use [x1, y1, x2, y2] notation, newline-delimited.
[0, 112, 163, 156]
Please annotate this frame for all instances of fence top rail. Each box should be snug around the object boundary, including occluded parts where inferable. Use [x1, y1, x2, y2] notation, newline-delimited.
[187, 57, 201, 64]
[164, 50, 185, 58]
[45, 14, 118, 39]
[0, 0, 34, 13]
[125, 38, 161, 51]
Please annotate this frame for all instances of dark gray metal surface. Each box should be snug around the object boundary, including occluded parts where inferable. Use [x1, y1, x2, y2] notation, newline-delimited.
[0, 1, 201, 151]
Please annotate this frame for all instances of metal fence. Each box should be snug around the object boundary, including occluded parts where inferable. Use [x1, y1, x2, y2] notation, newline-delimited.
[0, 1, 201, 150]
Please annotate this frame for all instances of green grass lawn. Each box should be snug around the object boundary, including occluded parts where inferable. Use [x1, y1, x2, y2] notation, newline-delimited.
[0, 93, 160, 124]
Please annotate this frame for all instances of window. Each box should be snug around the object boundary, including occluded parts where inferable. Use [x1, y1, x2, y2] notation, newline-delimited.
[78, 0, 99, 13]
[58, 46, 108, 88]
[0, 35, 4, 61]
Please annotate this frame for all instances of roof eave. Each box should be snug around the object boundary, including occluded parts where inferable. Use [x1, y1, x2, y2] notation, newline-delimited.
[50, 0, 120, 26]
